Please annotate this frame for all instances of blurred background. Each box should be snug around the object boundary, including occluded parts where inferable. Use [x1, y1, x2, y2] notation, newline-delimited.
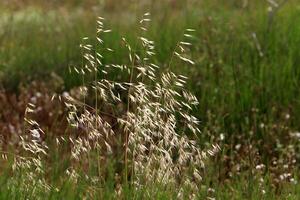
[1, 0, 300, 196]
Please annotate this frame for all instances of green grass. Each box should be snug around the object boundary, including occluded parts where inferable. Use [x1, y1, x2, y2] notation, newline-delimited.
[0, 164, 299, 200]
[1, 0, 300, 199]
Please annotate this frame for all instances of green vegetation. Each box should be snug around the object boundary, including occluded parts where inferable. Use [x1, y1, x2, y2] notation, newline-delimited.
[0, 0, 300, 199]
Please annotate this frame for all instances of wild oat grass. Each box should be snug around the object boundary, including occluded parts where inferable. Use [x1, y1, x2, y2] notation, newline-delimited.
[0, 14, 220, 199]
[64, 14, 220, 197]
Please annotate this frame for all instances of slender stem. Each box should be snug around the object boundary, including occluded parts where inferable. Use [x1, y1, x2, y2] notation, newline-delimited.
[95, 52, 98, 129]
[125, 51, 135, 184]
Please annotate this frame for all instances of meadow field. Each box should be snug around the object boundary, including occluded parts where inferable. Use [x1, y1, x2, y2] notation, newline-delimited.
[0, 0, 300, 199]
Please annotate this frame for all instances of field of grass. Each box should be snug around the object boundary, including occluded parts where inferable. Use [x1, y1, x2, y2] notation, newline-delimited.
[1, 0, 300, 199]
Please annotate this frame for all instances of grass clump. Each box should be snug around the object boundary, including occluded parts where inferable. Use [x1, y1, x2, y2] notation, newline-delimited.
[0, 14, 220, 199]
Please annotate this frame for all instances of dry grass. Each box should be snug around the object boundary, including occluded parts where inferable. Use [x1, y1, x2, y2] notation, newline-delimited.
[0, 14, 221, 199]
